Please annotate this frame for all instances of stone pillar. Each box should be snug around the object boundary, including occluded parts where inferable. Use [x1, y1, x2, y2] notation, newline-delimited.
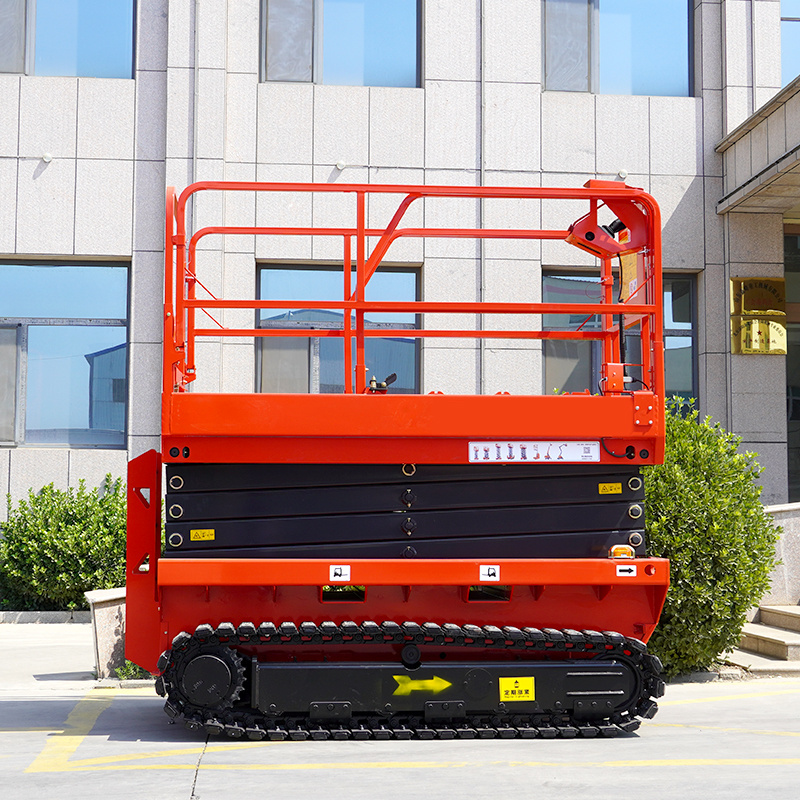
[723, 211, 788, 504]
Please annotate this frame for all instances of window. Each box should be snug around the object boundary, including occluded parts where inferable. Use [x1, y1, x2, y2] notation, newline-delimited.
[257, 265, 419, 393]
[782, 1, 800, 87]
[0, 0, 134, 78]
[0, 262, 128, 447]
[543, 0, 691, 96]
[261, 0, 421, 87]
[542, 271, 696, 398]
[784, 231, 800, 500]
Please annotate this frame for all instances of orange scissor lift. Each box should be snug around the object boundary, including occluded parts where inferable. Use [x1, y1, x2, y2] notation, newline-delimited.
[127, 180, 670, 740]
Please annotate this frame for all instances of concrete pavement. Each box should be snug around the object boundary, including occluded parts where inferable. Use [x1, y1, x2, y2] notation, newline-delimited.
[0, 624, 799, 800]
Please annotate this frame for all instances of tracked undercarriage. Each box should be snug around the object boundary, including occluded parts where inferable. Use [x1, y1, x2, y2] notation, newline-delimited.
[156, 620, 664, 740]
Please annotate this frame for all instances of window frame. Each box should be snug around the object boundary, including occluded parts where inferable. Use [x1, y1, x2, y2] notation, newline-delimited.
[0, 0, 136, 79]
[255, 262, 421, 395]
[541, 268, 698, 399]
[542, 0, 694, 97]
[0, 260, 130, 449]
[781, 1, 800, 87]
[259, 0, 423, 88]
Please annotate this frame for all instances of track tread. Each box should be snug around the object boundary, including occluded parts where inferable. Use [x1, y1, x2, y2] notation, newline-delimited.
[158, 620, 663, 740]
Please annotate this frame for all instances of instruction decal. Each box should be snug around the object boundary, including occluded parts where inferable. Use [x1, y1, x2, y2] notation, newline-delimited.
[468, 441, 600, 463]
[479, 564, 500, 582]
[189, 529, 215, 541]
[598, 482, 623, 495]
[329, 564, 351, 582]
[499, 676, 535, 702]
[616, 564, 638, 577]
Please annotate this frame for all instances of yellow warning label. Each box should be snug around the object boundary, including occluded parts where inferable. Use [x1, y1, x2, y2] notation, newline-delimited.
[598, 482, 623, 495]
[499, 676, 535, 702]
[190, 529, 215, 541]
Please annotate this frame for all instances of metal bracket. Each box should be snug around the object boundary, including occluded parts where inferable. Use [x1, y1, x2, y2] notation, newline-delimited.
[309, 701, 352, 721]
[633, 393, 655, 428]
[424, 700, 466, 722]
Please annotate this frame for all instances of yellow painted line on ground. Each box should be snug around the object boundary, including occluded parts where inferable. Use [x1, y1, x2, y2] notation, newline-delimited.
[25, 689, 119, 774]
[20, 685, 800, 774]
[651, 722, 800, 737]
[67, 742, 264, 768]
[660, 687, 800, 706]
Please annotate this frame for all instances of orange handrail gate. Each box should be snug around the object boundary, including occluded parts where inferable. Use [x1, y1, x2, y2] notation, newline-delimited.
[127, 180, 670, 740]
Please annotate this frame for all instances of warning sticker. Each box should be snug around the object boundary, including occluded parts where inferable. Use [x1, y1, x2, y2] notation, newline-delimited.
[190, 529, 215, 541]
[598, 482, 623, 495]
[499, 676, 535, 702]
[468, 441, 599, 463]
[329, 564, 351, 582]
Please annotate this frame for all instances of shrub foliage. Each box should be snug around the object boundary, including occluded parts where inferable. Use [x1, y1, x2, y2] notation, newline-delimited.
[0, 476, 127, 611]
[642, 399, 780, 677]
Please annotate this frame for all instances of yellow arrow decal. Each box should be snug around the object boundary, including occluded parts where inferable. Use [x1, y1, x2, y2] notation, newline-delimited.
[392, 675, 452, 696]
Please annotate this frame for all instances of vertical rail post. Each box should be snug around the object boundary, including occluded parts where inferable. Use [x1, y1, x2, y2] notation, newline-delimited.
[355, 191, 367, 393]
[343, 235, 353, 393]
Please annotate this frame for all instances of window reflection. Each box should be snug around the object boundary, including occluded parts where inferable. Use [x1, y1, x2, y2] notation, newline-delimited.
[263, 0, 420, 87]
[598, 0, 690, 96]
[544, 0, 691, 96]
[258, 265, 419, 393]
[0, 261, 129, 448]
[34, 0, 134, 79]
[25, 326, 127, 445]
[542, 272, 695, 398]
[782, 1, 800, 87]
[0, 263, 128, 318]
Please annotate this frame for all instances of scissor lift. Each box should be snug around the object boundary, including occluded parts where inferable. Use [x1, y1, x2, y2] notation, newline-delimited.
[127, 180, 670, 740]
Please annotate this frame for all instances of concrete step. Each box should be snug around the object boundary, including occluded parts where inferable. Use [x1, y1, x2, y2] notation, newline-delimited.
[759, 605, 800, 633]
[739, 622, 800, 660]
[725, 648, 800, 676]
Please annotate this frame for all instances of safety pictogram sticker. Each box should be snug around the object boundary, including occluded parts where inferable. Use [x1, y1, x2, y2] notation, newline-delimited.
[499, 676, 535, 702]
[616, 564, 637, 577]
[329, 564, 351, 582]
[479, 564, 500, 581]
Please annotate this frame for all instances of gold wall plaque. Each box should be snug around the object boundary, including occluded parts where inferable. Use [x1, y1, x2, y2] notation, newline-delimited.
[730, 317, 787, 355]
[730, 278, 787, 355]
[730, 278, 785, 316]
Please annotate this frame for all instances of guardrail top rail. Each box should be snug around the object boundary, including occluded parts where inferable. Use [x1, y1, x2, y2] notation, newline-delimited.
[161, 180, 664, 466]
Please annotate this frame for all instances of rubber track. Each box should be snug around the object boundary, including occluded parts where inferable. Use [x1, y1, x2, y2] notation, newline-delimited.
[156, 620, 666, 741]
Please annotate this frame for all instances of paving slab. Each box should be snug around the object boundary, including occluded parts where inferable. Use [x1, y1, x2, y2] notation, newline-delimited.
[0, 623, 96, 691]
[726, 647, 800, 676]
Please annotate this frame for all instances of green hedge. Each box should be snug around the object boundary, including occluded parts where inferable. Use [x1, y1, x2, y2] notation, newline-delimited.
[642, 399, 781, 677]
[0, 476, 127, 611]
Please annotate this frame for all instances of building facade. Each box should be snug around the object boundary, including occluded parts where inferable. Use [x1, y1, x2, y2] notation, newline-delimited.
[1, 0, 799, 514]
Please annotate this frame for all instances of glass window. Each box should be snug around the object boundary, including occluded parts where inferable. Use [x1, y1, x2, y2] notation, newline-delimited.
[0, 326, 17, 443]
[662, 276, 695, 400]
[0, 0, 134, 78]
[0, 262, 128, 448]
[544, 0, 691, 96]
[257, 265, 418, 393]
[782, 1, 800, 87]
[262, 0, 421, 87]
[0, 0, 26, 74]
[542, 271, 696, 398]
[784, 232, 800, 500]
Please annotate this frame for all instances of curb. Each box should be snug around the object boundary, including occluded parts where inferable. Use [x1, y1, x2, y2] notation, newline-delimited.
[668, 665, 747, 683]
[95, 679, 155, 690]
[0, 611, 92, 624]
